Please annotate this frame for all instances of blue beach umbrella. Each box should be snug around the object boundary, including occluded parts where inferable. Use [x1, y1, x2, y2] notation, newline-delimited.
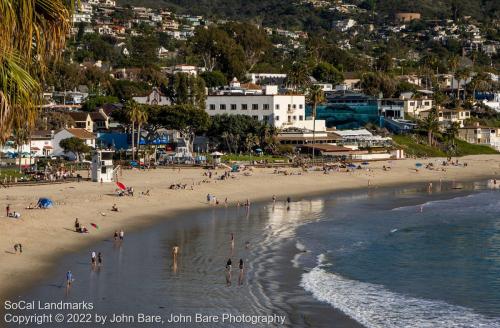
[415, 163, 423, 168]
[347, 163, 357, 168]
[361, 162, 369, 165]
[37, 198, 53, 208]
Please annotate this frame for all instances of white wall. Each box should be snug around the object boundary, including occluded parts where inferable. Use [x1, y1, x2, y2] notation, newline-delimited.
[206, 95, 307, 129]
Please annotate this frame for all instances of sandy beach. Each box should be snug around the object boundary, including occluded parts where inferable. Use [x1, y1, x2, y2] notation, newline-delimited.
[1, 155, 499, 301]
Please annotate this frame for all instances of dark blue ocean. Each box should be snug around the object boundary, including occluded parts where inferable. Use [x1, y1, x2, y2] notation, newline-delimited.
[8, 181, 500, 328]
[299, 184, 500, 327]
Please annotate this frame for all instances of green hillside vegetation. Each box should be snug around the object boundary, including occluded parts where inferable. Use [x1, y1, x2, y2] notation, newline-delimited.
[392, 135, 499, 157]
[117, 0, 499, 30]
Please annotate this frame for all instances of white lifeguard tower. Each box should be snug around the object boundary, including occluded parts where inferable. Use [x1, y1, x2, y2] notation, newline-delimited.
[91, 150, 115, 183]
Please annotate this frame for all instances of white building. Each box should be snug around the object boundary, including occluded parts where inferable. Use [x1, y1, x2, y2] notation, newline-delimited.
[91, 150, 115, 182]
[133, 87, 171, 106]
[206, 86, 325, 131]
[403, 97, 434, 116]
[245, 73, 287, 84]
[53, 128, 96, 160]
[333, 19, 357, 32]
[458, 123, 500, 151]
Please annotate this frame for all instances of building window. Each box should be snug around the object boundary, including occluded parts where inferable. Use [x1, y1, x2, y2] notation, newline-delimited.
[288, 116, 291, 122]
[252, 115, 258, 120]
[275, 104, 280, 110]
[424, 101, 430, 106]
[230, 104, 237, 110]
[263, 104, 270, 110]
[293, 115, 297, 120]
[241, 104, 248, 110]
[209, 104, 215, 110]
[263, 115, 269, 121]
[252, 104, 259, 110]
[410, 102, 415, 106]
[275, 116, 280, 121]
[220, 104, 226, 110]
[299, 104, 303, 109]
[293, 104, 296, 109]
[299, 115, 303, 120]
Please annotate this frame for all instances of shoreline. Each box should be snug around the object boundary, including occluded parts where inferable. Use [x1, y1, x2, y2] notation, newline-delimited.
[1, 155, 499, 303]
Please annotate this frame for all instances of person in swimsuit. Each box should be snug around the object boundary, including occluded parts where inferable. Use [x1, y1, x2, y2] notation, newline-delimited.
[75, 218, 80, 232]
[91, 251, 96, 267]
[66, 271, 73, 287]
[225, 258, 232, 286]
[119, 230, 124, 240]
[97, 252, 103, 266]
[114, 231, 119, 241]
[172, 245, 179, 259]
[238, 259, 244, 285]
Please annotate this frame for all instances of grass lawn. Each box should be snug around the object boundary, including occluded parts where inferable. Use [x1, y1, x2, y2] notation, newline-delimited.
[392, 135, 447, 157]
[0, 168, 25, 180]
[454, 139, 499, 156]
[393, 135, 499, 157]
[221, 154, 288, 163]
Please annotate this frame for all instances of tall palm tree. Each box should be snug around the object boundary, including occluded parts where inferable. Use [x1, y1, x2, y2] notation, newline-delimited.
[125, 100, 141, 161]
[307, 85, 325, 162]
[135, 105, 148, 160]
[447, 54, 460, 99]
[419, 108, 440, 146]
[0, 0, 72, 141]
[454, 68, 470, 104]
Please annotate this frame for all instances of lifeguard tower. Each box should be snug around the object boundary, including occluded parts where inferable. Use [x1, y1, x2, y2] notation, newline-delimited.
[91, 150, 115, 183]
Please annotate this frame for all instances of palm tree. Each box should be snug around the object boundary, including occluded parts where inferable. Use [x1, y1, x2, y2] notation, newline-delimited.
[286, 62, 310, 93]
[307, 85, 325, 162]
[454, 68, 470, 104]
[125, 100, 141, 161]
[135, 105, 148, 160]
[0, 0, 72, 141]
[419, 108, 440, 146]
[448, 55, 460, 99]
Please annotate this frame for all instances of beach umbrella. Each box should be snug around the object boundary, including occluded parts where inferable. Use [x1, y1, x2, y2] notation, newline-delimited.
[254, 148, 263, 153]
[347, 163, 356, 168]
[116, 181, 126, 191]
[361, 162, 369, 165]
[210, 151, 224, 156]
[415, 163, 423, 168]
[37, 198, 53, 208]
[91, 223, 99, 229]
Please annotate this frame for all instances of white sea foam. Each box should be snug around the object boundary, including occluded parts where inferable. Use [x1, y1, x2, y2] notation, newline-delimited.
[301, 257, 500, 328]
[295, 241, 306, 252]
[391, 192, 495, 212]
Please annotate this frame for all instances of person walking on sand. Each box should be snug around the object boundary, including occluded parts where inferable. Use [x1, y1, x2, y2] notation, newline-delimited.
[225, 259, 232, 286]
[6, 204, 10, 217]
[238, 259, 244, 285]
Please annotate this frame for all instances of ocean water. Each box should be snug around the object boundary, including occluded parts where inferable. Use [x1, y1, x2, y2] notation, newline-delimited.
[299, 186, 500, 328]
[7, 182, 500, 328]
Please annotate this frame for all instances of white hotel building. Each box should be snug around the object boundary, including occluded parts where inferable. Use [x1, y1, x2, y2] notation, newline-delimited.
[205, 83, 325, 131]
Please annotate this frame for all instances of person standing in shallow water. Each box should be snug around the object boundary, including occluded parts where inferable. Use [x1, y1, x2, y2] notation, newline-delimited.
[225, 259, 232, 286]
[238, 259, 244, 286]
